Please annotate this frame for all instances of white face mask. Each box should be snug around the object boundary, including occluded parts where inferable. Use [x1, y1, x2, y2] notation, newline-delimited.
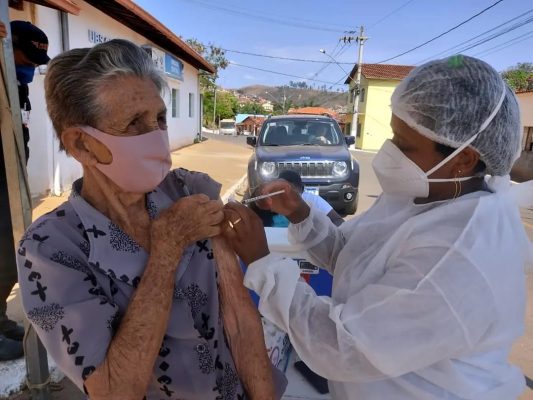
[372, 83, 507, 199]
[372, 139, 479, 198]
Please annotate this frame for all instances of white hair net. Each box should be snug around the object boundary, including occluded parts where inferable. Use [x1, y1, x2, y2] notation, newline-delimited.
[391, 55, 522, 176]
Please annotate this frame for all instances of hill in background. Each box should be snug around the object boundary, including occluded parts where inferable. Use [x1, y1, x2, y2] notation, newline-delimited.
[233, 84, 349, 112]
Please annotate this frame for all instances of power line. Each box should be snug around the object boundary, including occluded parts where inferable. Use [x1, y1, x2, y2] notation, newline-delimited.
[307, 43, 348, 82]
[190, 0, 355, 30]
[367, 0, 417, 30]
[453, 15, 533, 54]
[228, 61, 346, 86]
[186, 0, 352, 33]
[374, 0, 505, 64]
[415, 8, 533, 64]
[473, 29, 533, 58]
[221, 48, 354, 64]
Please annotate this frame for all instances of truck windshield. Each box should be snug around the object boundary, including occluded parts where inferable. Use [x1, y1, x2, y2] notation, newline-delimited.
[220, 122, 235, 129]
[260, 120, 342, 146]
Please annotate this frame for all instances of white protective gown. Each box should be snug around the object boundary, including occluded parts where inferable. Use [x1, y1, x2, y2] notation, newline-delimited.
[244, 182, 533, 400]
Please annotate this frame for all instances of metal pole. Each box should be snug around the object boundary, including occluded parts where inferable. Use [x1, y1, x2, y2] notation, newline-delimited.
[350, 26, 366, 139]
[0, 3, 51, 399]
[213, 85, 217, 131]
[282, 86, 286, 113]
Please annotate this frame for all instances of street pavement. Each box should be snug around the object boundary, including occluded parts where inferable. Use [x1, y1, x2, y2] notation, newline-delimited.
[3, 134, 533, 399]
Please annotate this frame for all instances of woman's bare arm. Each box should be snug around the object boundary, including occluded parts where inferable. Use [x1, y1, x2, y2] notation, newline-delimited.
[213, 236, 276, 400]
[84, 247, 181, 399]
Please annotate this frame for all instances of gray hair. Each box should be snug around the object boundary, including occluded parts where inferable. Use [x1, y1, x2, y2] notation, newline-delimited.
[45, 39, 166, 149]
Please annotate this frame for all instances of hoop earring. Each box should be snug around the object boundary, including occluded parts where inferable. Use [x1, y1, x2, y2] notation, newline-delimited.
[453, 170, 463, 199]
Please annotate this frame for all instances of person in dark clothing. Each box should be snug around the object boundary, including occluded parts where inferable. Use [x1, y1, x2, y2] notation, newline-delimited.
[11, 20, 51, 162]
[0, 20, 49, 361]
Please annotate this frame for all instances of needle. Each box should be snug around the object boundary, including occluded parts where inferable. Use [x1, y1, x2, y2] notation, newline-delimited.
[242, 190, 285, 204]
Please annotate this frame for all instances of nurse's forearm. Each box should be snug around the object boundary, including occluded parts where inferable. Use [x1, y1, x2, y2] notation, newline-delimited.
[84, 244, 184, 400]
[213, 236, 276, 400]
[289, 207, 345, 273]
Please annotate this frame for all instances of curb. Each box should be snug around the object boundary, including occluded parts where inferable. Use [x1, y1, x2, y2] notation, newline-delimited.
[351, 149, 378, 154]
[221, 174, 247, 203]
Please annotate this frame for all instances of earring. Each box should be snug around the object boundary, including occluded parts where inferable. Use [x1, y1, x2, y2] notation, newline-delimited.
[453, 171, 463, 200]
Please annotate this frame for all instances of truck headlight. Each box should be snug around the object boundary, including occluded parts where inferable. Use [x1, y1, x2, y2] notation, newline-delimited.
[260, 162, 277, 178]
[332, 161, 348, 177]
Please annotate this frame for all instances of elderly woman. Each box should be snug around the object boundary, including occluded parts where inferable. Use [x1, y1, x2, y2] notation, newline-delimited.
[224, 56, 533, 399]
[17, 39, 283, 399]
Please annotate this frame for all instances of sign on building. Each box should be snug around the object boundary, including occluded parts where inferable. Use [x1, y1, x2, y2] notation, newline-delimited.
[164, 54, 184, 81]
[88, 29, 111, 44]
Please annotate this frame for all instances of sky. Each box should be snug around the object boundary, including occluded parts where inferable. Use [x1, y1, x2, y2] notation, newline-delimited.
[135, 0, 533, 90]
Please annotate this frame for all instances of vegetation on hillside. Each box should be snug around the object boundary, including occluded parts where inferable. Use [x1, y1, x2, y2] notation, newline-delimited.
[236, 85, 348, 110]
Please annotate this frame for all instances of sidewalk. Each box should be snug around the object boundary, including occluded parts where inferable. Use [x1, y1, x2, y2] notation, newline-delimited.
[2, 137, 251, 399]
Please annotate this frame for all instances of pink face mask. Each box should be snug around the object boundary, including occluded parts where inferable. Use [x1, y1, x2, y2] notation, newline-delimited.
[80, 126, 172, 193]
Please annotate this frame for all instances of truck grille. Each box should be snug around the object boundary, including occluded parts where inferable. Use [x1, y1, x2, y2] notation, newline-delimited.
[277, 161, 335, 178]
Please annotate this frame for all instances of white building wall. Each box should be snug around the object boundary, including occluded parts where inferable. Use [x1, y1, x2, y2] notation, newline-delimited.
[517, 92, 533, 128]
[9, 1, 201, 196]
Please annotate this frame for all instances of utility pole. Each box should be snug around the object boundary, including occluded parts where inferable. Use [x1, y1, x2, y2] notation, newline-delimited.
[342, 26, 368, 140]
[213, 85, 217, 131]
[282, 86, 286, 113]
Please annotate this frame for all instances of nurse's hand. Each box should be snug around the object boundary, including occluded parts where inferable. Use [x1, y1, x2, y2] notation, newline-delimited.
[255, 180, 310, 224]
[222, 202, 270, 266]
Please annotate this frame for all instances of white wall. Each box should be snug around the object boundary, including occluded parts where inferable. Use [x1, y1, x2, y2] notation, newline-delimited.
[517, 92, 533, 128]
[8, 1, 201, 196]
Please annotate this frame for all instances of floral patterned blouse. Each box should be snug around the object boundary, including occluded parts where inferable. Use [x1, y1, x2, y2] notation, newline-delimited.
[16, 169, 283, 399]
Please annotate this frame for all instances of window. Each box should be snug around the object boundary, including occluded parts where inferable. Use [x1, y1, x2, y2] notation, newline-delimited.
[360, 88, 366, 103]
[171, 88, 179, 118]
[188, 93, 194, 118]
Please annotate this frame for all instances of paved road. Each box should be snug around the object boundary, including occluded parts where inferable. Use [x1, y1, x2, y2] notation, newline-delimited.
[202, 131, 249, 147]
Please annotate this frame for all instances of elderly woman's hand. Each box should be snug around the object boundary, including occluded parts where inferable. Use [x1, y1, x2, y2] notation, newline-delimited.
[222, 202, 270, 266]
[151, 194, 224, 261]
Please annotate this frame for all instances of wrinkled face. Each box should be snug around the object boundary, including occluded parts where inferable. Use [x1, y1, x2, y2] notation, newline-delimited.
[95, 75, 167, 136]
[62, 75, 168, 166]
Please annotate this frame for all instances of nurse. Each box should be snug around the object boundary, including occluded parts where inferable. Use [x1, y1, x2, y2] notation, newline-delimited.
[223, 55, 533, 399]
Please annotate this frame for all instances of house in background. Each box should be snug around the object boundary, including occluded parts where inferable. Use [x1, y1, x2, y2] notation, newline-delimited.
[237, 116, 266, 135]
[345, 63, 414, 150]
[262, 100, 274, 113]
[511, 90, 533, 182]
[8, 0, 214, 196]
[287, 106, 339, 119]
[287, 107, 346, 132]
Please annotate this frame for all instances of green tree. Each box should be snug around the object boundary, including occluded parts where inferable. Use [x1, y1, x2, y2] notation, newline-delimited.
[185, 38, 229, 90]
[238, 102, 266, 114]
[501, 63, 533, 92]
[272, 100, 293, 115]
[203, 90, 238, 127]
[302, 98, 317, 107]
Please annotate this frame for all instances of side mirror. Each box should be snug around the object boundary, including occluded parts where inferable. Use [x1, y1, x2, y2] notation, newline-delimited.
[345, 136, 355, 146]
[247, 136, 257, 147]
